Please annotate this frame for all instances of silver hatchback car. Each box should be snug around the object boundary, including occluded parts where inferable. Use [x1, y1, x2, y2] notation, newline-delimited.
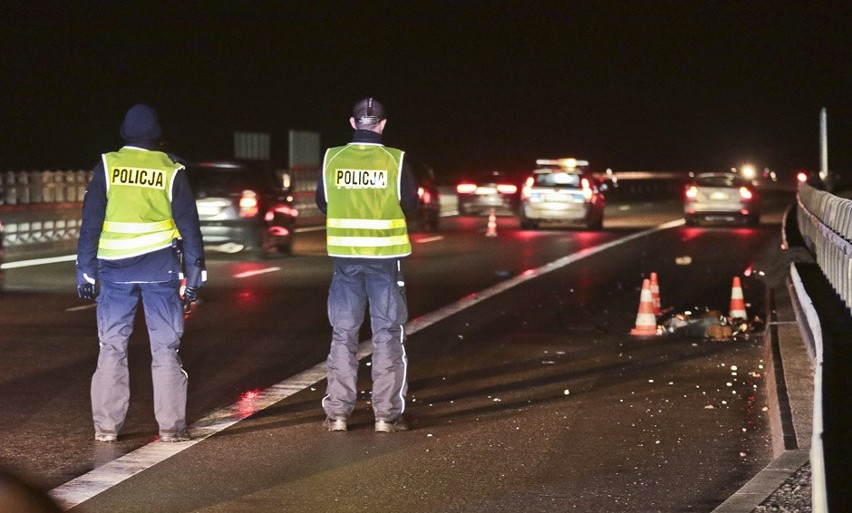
[684, 172, 760, 226]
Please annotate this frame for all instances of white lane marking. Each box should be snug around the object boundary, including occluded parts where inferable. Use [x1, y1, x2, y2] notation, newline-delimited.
[415, 236, 443, 244]
[407, 219, 684, 333]
[48, 218, 684, 510]
[295, 225, 326, 233]
[66, 304, 97, 312]
[233, 267, 281, 279]
[1, 254, 76, 269]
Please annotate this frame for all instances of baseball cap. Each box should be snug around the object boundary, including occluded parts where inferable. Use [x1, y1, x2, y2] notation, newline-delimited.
[352, 97, 385, 126]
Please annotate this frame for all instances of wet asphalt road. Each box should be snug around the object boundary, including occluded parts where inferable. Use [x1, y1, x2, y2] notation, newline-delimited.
[0, 193, 796, 512]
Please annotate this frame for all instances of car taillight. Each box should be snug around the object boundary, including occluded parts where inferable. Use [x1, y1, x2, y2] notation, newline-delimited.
[581, 177, 593, 200]
[239, 190, 259, 218]
[418, 186, 432, 204]
[739, 186, 753, 200]
[496, 183, 517, 194]
[521, 176, 534, 199]
[685, 185, 698, 200]
[796, 171, 808, 183]
[456, 183, 477, 194]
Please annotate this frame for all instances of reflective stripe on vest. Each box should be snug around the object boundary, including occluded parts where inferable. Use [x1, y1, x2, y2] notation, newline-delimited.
[326, 218, 407, 230]
[97, 147, 182, 260]
[102, 219, 177, 233]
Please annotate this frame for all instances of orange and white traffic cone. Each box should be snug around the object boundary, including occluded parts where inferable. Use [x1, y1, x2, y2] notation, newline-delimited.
[649, 272, 661, 316]
[630, 278, 658, 336]
[729, 276, 747, 320]
[486, 208, 497, 237]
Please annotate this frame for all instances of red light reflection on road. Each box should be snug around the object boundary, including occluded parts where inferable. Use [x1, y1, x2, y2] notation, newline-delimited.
[238, 389, 262, 417]
[680, 227, 703, 241]
[572, 230, 607, 247]
[235, 289, 259, 309]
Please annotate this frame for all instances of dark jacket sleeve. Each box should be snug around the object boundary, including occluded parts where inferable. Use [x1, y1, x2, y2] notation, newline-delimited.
[171, 169, 205, 266]
[399, 156, 419, 216]
[76, 162, 107, 280]
[315, 169, 327, 214]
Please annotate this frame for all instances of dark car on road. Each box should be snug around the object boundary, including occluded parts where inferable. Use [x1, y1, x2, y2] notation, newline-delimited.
[684, 172, 760, 226]
[184, 161, 297, 258]
[455, 170, 521, 217]
[519, 158, 606, 230]
[408, 162, 441, 232]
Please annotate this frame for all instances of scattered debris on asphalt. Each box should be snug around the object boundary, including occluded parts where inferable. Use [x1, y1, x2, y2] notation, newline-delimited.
[661, 307, 764, 340]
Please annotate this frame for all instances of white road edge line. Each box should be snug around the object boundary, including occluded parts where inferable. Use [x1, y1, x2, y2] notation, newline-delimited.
[48, 218, 684, 510]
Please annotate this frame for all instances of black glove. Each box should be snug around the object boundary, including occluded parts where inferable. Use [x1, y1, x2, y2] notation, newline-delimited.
[77, 283, 96, 301]
[182, 258, 207, 307]
[76, 268, 97, 301]
[183, 286, 199, 304]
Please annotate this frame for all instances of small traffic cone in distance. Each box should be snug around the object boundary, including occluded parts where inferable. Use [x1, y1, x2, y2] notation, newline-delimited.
[486, 208, 498, 237]
[630, 278, 658, 336]
[649, 272, 661, 316]
[729, 276, 747, 320]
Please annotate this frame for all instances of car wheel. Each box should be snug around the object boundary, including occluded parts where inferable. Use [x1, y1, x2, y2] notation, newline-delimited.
[251, 231, 270, 260]
[520, 216, 537, 230]
[587, 214, 603, 230]
[428, 211, 440, 231]
[276, 239, 293, 255]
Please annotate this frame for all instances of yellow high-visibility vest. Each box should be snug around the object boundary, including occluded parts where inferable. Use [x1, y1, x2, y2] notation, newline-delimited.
[97, 146, 181, 260]
[323, 143, 411, 258]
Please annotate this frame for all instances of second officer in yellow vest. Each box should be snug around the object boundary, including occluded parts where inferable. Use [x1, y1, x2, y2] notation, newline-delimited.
[76, 104, 206, 443]
[316, 97, 419, 432]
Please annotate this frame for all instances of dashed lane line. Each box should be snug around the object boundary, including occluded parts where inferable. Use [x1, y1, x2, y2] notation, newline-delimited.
[0, 254, 76, 269]
[48, 218, 684, 510]
[233, 267, 281, 278]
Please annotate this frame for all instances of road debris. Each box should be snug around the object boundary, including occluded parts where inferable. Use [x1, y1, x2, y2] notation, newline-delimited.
[661, 307, 763, 340]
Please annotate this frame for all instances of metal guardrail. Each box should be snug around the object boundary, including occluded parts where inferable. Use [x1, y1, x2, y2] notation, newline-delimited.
[0, 170, 91, 261]
[796, 183, 852, 314]
[1, 170, 90, 205]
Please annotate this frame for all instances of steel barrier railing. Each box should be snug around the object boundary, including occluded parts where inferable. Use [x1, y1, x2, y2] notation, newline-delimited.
[1, 170, 90, 205]
[1, 170, 92, 261]
[796, 183, 852, 314]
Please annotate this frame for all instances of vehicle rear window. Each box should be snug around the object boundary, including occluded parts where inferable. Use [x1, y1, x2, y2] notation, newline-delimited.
[696, 175, 742, 187]
[534, 171, 581, 187]
[185, 166, 273, 194]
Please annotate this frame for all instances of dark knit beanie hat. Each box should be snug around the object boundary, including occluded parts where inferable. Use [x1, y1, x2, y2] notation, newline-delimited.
[120, 104, 162, 143]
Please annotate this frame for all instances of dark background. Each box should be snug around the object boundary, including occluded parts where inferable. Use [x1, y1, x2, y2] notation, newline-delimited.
[1, 1, 850, 179]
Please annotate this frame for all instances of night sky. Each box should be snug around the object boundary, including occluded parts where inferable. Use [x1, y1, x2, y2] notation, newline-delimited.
[2, 1, 850, 179]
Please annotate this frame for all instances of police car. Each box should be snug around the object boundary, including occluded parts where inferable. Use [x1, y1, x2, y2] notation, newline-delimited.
[185, 161, 297, 258]
[519, 158, 606, 230]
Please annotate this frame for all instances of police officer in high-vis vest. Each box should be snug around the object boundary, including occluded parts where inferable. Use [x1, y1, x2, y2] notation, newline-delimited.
[316, 97, 419, 433]
[76, 104, 206, 443]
